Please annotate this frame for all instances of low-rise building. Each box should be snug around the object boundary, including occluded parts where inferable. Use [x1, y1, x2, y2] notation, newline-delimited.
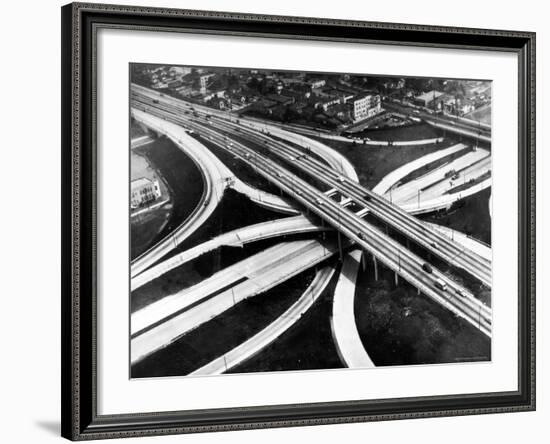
[265, 94, 295, 106]
[308, 79, 326, 89]
[413, 90, 445, 108]
[131, 178, 161, 209]
[170, 66, 192, 76]
[351, 94, 382, 121]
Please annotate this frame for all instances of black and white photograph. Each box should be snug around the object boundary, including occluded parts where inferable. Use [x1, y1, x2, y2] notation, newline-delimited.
[129, 64, 492, 378]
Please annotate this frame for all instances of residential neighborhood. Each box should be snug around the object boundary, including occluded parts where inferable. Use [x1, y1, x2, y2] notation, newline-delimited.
[131, 65, 492, 132]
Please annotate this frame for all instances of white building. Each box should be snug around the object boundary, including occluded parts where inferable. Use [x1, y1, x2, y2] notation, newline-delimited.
[309, 79, 326, 89]
[352, 94, 382, 121]
[170, 66, 191, 75]
[199, 73, 216, 94]
[131, 178, 161, 209]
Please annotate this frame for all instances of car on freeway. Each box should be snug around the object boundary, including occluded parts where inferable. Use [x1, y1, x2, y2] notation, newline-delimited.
[456, 289, 466, 298]
[422, 262, 433, 273]
[357, 232, 366, 240]
[435, 279, 448, 291]
[338, 176, 345, 183]
[152, 99, 159, 104]
[315, 198, 323, 205]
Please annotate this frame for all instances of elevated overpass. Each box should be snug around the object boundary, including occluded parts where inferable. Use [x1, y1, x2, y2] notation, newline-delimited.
[130, 89, 491, 337]
[188, 108, 491, 288]
[131, 239, 342, 364]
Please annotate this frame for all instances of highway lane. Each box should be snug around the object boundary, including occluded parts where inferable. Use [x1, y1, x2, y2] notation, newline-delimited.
[190, 265, 336, 375]
[372, 143, 469, 195]
[132, 241, 316, 335]
[238, 119, 359, 180]
[192, 113, 492, 288]
[132, 83, 359, 182]
[133, 90, 491, 288]
[428, 223, 491, 262]
[131, 239, 341, 364]
[399, 157, 491, 206]
[130, 97, 491, 336]
[133, 90, 492, 296]
[390, 149, 490, 205]
[426, 120, 491, 144]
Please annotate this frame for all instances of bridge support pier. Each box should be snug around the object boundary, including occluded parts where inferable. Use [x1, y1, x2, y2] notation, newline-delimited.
[417, 287, 421, 295]
[337, 232, 343, 262]
[213, 248, 221, 273]
[394, 271, 399, 287]
[372, 254, 378, 281]
[361, 252, 366, 271]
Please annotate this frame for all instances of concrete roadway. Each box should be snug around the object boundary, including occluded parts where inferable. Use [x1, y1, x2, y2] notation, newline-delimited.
[372, 143, 469, 195]
[203, 115, 491, 288]
[384, 101, 491, 143]
[132, 86, 494, 368]
[131, 215, 325, 291]
[131, 239, 340, 364]
[401, 157, 491, 204]
[132, 241, 313, 335]
[389, 149, 490, 205]
[373, 143, 492, 215]
[130, 109, 297, 278]
[399, 176, 492, 215]
[238, 118, 359, 181]
[131, 89, 492, 336]
[189, 265, 336, 375]
[160, 109, 491, 335]
[331, 249, 375, 368]
[428, 223, 491, 262]
[130, 134, 154, 149]
[131, 110, 221, 278]
[238, 111, 444, 146]
[131, 83, 359, 182]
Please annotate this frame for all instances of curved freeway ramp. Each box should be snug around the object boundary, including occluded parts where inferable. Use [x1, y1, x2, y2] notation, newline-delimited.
[372, 143, 468, 195]
[331, 249, 375, 368]
[131, 239, 340, 364]
[190, 265, 336, 375]
[131, 215, 326, 291]
[372, 144, 491, 215]
[234, 119, 359, 182]
[130, 109, 297, 277]
[131, 109, 224, 277]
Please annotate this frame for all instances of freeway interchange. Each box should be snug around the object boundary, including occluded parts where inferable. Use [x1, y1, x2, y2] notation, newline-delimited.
[130, 84, 492, 371]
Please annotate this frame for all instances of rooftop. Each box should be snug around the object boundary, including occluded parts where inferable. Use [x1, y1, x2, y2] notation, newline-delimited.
[131, 177, 153, 190]
[415, 90, 444, 102]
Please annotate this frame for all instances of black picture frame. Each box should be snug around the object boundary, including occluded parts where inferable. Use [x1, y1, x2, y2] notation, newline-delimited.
[61, 2, 536, 440]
